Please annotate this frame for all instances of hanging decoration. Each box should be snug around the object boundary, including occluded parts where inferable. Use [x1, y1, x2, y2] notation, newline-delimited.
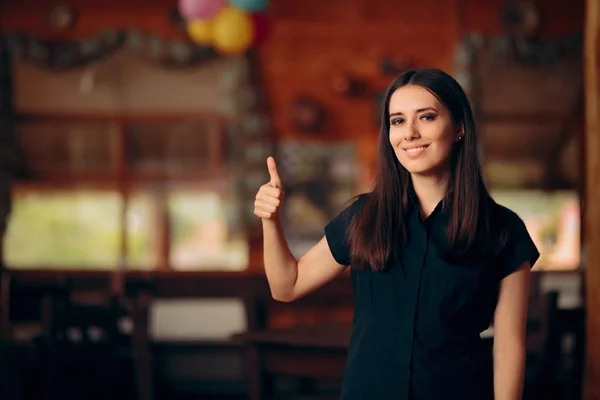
[1, 0, 271, 68]
[187, 20, 214, 45]
[496, 0, 582, 66]
[212, 7, 254, 55]
[500, 0, 541, 39]
[228, 0, 268, 12]
[2, 30, 125, 70]
[249, 12, 270, 46]
[1, 30, 219, 70]
[180, 0, 270, 55]
[178, 0, 228, 20]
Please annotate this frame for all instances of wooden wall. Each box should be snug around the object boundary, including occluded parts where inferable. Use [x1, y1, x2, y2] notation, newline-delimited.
[0, 0, 186, 40]
[257, 0, 583, 173]
[584, 0, 600, 397]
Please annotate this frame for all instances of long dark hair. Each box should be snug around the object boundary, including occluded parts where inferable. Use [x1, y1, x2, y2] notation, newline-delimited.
[348, 68, 502, 271]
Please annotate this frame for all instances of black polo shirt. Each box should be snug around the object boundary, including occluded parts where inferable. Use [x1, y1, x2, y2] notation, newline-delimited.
[324, 190, 539, 400]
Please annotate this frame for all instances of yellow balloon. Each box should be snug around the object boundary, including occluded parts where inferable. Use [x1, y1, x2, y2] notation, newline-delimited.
[212, 6, 254, 55]
[187, 20, 214, 45]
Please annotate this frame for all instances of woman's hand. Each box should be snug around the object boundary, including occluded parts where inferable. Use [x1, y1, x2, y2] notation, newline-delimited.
[254, 156, 285, 220]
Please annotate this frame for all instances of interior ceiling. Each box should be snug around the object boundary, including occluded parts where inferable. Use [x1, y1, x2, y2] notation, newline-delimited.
[474, 46, 583, 189]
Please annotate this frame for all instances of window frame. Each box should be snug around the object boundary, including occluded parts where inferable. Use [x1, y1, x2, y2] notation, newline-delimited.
[5, 112, 258, 274]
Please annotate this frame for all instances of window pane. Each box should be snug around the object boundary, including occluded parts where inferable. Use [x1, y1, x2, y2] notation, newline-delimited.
[16, 122, 119, 177]
[125, 122, 222, 174]
[169, 191, 247, 271]
[491, 190, 581, 271]
[126, 192, 157, 270]
[4, 191, 122, 269]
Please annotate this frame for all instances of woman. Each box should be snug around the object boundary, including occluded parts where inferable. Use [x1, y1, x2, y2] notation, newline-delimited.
[253, 68, 539, 400]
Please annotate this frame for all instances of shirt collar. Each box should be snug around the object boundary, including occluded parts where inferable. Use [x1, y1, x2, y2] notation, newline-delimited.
[406, 182, 453, 225]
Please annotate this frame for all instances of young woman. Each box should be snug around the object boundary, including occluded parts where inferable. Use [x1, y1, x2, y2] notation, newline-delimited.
[253, 68, 539, 400]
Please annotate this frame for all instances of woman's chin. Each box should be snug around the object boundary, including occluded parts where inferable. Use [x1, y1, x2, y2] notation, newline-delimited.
[401, 160, 449, 178]
[400, 160, 433, 175]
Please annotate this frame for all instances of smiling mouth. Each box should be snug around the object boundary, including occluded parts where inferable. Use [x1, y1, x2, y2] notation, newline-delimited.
[403, 144, 430, 155]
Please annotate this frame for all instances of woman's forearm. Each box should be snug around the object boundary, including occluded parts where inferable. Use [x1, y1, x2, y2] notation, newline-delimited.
[493, 341, 526, 400]
[262, 218, 298, 301]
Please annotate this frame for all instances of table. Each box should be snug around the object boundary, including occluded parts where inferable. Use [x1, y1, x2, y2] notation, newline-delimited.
[234, 323, 350, 400]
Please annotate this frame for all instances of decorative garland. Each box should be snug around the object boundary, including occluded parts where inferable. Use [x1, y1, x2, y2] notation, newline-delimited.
[1, 30, 220, 70]
[454, 30, 582, 73]
[0, 0, 272, 70]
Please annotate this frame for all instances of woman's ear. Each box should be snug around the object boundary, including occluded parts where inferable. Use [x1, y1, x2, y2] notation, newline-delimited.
[456, 123, 465, 142]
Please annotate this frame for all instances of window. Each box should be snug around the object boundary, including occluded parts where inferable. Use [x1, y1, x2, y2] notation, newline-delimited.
[5, 189, 122, 269]
[15, 121, 119, 179]
[168, 190, 247, 270]
[491, 190, 581, 271]
[5, 187, 248, 271]
[5, 115, 249, 271]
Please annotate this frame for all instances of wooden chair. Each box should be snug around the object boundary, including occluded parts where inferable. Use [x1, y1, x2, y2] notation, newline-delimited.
[0, 267, 64, 400]
[0, 266, 20, 400]
[46, 275, 137, 400]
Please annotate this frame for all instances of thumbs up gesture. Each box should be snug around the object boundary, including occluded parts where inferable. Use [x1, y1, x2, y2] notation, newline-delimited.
[254, 157, 285, 220]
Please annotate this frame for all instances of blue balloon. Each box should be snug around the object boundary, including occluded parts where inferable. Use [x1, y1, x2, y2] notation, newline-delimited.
[229, 0, 268, 12]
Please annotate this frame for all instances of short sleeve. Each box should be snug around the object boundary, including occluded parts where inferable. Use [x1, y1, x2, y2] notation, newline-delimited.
[498, 207, 540, 280]
[324, 194, 368, 266]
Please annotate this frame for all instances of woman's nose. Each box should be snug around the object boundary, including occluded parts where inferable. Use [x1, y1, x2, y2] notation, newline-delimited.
[403, 121, 421, 141]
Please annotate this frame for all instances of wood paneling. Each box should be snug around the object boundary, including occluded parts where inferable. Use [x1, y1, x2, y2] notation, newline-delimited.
[0, 10, 186, 41]
[258, 0, 459, 144]
[257, 0, 584, 177]
[584, 0, 600, 397]
[0, 0, 185, 40]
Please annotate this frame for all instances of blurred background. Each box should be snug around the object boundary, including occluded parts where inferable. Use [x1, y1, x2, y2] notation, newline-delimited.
[0, 0, 597, 399]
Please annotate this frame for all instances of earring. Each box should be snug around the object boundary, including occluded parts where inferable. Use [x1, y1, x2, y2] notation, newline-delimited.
[457, 135, 463, 141]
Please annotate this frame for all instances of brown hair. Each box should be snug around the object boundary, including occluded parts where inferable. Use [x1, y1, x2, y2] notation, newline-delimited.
[348, 68, 503, 271]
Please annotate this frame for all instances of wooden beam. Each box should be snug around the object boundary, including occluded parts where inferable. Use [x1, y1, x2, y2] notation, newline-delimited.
[0, 8, 187, 41]
[542, 95, 584, 189]
[584, 0, 600, 397]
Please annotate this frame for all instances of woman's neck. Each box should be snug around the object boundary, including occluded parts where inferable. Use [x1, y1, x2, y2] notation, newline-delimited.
[411, 172, 450, 219]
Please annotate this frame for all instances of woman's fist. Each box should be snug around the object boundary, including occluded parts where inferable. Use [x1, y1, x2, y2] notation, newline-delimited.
[254, 157, 285, 220]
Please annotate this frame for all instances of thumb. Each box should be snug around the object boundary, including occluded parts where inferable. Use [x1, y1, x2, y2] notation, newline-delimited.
[267, 156, 282, 188]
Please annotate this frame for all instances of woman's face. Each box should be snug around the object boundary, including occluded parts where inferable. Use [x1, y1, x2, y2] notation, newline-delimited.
[388, 84, 461, 178]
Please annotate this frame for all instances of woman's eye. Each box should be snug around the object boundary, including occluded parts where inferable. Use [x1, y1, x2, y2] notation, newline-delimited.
[391, 119, 404, 125]
[421, 114, 436, 121]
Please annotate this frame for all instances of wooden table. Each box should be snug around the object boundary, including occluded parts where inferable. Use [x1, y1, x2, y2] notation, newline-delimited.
[234, 323, 351, 400]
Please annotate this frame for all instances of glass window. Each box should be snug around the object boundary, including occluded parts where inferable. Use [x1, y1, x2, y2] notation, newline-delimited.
[4, 190, 122, 269]
[491, 190, 581, 271]
[126, 192, 158, 270]
[4, 187, 249, 271]
[169, 190, 248, 271]
[125, 122, 222, 174]
[15, 122, 119, 177]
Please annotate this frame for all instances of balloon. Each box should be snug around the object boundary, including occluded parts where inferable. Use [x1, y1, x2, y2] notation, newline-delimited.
[250, 12, 270, 45]
[229, 0, 268, 12]
[178, 0, 227, 20]
[212, 7, 254, 54]
[187, 19, 214, 44]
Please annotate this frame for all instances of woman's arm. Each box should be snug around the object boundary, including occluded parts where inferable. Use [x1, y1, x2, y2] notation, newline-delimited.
[493, 261, 531, 400]
[262, 221, 346, 302]
[255, 157, 347, 302]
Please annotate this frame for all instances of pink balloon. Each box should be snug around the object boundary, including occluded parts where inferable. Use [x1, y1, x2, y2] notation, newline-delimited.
[178, 0, 227, 20]
[250, 12, 270, 45]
